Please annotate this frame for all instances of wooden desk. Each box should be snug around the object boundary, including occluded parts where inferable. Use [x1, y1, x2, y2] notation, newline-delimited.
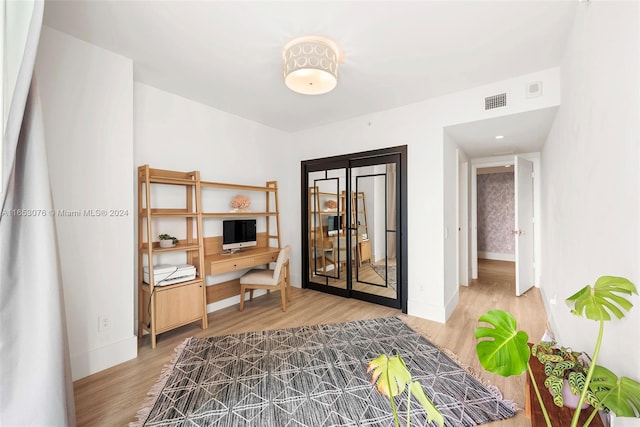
[204, 246, 280, 276]
[203, 246, 281, 305]
[526, 350, 605, 427]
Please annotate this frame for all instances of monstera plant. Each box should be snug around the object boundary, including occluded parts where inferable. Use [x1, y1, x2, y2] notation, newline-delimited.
[475, 276, 640, 427]
[367, 354, 444, 427]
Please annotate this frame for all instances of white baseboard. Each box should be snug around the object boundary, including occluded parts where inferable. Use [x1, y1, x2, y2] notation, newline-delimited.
[407, 300, 447, 323]
[444, 289, 459, 321]
[478, 251, 515, 262]
[70, 335, 137, 381]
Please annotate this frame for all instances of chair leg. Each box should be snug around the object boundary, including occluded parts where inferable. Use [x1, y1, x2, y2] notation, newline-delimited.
[249, 289, 254, 301]
[286, 263, 292, 302]
[280, 283, 287, 312]
[239, 285, 245, 312]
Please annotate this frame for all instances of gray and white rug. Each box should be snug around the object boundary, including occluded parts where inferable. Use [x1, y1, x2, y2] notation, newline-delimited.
[131, 317, 515, 426]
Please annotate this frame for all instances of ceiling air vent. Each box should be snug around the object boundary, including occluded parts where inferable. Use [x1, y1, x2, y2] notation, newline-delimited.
[485, 93, 507, 110]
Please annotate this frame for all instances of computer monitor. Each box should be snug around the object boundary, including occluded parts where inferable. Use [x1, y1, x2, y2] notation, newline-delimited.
[222, 219, 257, 252]
[327, 215, 342, 236]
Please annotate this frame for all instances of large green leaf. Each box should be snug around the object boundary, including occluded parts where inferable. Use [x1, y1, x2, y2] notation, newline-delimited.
[368, 354, 444, 426]
[367, 354, 411, 397]
[409, 381, 445, 427]
[565, 276, 637, 321]
[589, 365, 640, 417]
[475, 309, 530, 377]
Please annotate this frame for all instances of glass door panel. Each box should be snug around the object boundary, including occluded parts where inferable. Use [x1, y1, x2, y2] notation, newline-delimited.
[350, 164, 398, 300]
[302, 146, 406, 311]
[307, 168, 347, 291]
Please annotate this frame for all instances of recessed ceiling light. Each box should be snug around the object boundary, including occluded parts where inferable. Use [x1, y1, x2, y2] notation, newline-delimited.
[495, 135, 505, 140]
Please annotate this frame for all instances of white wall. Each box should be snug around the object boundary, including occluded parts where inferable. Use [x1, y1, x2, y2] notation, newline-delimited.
[284, 67, 561, 322]
[457, 150, 469, 287]
[542, 0, 639, 402]
[35, 27, 136, 380]
[443, 132, 459, 317]
[134, 83, 293, 313]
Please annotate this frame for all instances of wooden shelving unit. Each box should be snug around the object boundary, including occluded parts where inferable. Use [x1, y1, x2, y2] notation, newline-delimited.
[308, 186, 340, 275]
[200, 180, 280, 248]
[137, 165, 207, 349]
[340, 191, 371, 266]
[200, 180, 281, 305]
[138, 167, 283, 347]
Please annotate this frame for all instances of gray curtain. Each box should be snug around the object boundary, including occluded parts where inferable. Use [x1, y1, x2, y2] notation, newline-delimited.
[1, 2, 76, 425]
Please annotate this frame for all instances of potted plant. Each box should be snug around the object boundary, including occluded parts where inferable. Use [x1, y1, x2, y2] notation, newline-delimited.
[367, 353, 444, 427]
[158, 233, 178, 248]
[531, 341, 594, 410]
[474, 276, 640, 427]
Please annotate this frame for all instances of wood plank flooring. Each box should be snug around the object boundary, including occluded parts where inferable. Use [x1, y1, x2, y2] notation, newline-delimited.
[74, 259, 545, 426]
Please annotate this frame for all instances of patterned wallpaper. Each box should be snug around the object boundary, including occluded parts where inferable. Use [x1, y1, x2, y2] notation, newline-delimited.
[477, 172, 514, 254]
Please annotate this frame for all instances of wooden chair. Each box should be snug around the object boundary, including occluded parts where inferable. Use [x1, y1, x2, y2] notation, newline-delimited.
[239, 245, 291, 312]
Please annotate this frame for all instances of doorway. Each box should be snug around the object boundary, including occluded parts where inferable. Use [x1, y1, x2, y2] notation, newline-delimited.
[470, 156, 536, 296]
[446, 107, 555, 296]
[301, 146, 407, 311]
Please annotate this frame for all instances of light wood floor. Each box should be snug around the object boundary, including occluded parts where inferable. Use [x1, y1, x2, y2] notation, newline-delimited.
[74, 259, 545, 426]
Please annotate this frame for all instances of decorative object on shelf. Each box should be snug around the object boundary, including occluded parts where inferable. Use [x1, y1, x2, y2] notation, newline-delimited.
[283, 36, 340, 95]
[230, 194, 251, 212]
[475, 275, 640, 427]
[158, 234, 178, 248]
[325, 199, 337, 210]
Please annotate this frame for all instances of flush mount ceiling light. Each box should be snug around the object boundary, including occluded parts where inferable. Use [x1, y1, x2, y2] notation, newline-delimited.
[283, 36, 340, 95]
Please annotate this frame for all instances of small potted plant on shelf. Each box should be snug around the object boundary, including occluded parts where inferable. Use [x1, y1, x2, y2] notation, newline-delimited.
[474, 275, 640, 427]
[158, 233, 178, 248]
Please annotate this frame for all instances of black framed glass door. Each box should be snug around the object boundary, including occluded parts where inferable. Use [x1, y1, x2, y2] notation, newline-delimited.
[301, 146, 407, 312]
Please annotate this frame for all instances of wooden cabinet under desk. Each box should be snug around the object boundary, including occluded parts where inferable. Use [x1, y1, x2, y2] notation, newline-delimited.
[140, 280, 205, 334]
[204, 246, 281, 276]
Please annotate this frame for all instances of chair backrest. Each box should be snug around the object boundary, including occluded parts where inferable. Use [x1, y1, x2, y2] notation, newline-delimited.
[272, 245, 291, 280]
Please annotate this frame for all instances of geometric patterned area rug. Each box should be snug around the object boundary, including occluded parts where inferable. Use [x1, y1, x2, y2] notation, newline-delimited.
[131, 317, 516, 427]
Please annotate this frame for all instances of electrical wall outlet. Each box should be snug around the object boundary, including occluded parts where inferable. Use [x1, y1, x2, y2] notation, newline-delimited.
[99, 316, 110, 332]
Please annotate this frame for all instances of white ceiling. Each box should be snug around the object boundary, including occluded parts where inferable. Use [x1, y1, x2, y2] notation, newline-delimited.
[43, 1, 577, 142]
[445, 106, 559, 158]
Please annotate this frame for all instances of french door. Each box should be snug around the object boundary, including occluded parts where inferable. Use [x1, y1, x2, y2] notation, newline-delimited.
[301, 146, 407, 311]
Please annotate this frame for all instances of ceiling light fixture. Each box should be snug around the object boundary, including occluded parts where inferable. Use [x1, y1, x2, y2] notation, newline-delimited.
[495, 135, 505, 140]
[283, 36, 340, 95]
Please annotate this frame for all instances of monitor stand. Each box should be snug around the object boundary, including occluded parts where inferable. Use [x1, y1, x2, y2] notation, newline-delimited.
[221, 248, 241, 255]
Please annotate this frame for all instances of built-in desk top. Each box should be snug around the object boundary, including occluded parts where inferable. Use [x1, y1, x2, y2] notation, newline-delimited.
[203, 246, 280, 276]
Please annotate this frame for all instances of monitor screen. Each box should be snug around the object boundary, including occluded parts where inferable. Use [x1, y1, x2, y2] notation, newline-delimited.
[327, 215, 342, 235]
[223, 219, 257, 251]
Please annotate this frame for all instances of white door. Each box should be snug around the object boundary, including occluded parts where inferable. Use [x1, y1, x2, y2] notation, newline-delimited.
[458, 161, 469, 286]
[515, 156, 535, 296]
